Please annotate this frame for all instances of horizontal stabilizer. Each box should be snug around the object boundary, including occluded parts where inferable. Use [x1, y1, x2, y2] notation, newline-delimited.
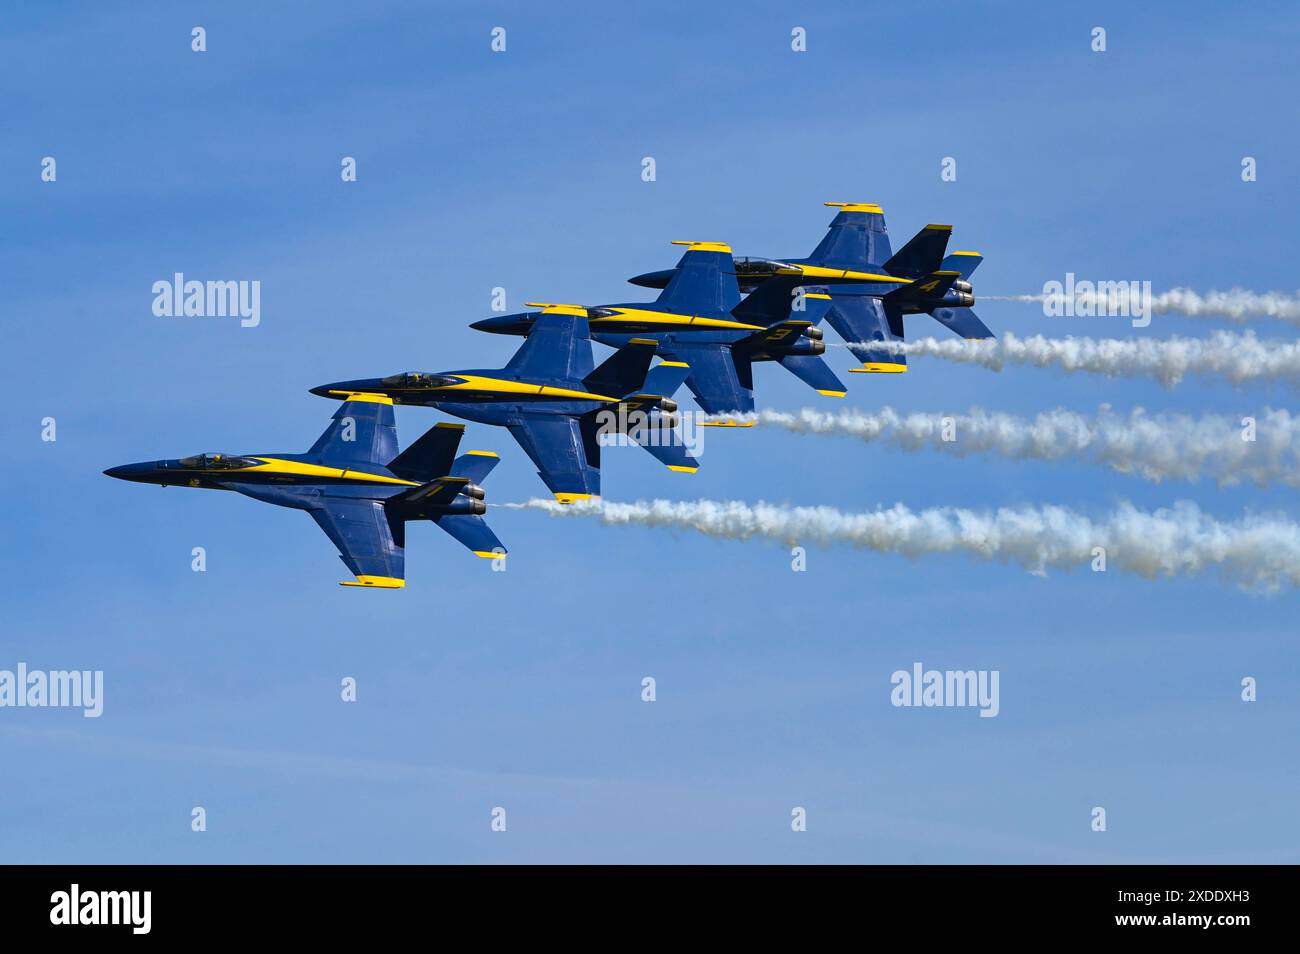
[641, 358, 692, 397]
[779, 354, 846, 397]
[450, 450, 500, 485]
[941, 251, 983, 280]
[434, 514, 506, 559]
[930, 306, 995, 340]
[630, 423, 700, 473]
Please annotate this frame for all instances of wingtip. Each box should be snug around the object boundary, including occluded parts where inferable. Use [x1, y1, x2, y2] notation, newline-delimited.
[340, 576, 406, 589]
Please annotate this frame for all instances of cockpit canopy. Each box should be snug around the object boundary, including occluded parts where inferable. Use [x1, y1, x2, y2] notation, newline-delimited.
[379, 372, 459, 389]
[732, 257, 786, 279]
[177, 453, 260, 470]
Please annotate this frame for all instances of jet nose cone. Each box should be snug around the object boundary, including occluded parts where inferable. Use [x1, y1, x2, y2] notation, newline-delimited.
[104, 462, 155, 482]
[311, 379, 387, 400]
[471, 313, 536, 336]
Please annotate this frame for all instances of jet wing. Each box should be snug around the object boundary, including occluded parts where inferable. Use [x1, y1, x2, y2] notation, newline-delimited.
[824, 295, 908, 372]
[931, 306, 995, 339]
[307, 395, 399, 466]
[673, 345, 754, 415]
[656, 241, 741, 314]
[308, 498, 405, 588]
[434, 514, 506, 559]
[507, 414, 600, 502]
[504, 311, 595, 382]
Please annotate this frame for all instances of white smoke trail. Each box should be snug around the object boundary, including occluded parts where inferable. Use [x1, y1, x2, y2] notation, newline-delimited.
[717, 406, 1300, 488]
[839, 331, 1300, 387]
[501, 497, 1300, 592]
[985, 288, 1300, 323]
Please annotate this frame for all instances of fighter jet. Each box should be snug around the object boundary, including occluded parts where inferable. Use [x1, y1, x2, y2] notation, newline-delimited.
[103, 395, 505, 589]
[310, 309, 694, 503]
[470, 241, 856, 416]
[625, 203, 993, 374]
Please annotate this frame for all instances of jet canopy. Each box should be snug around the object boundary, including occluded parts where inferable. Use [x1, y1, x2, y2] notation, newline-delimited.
[379, 372, 459, 389]
[177, 453, 260, 470]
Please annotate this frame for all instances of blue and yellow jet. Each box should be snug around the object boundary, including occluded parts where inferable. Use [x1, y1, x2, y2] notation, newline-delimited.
[626, 203, 994, 374]
[103, 395, 505, 589]
[310, 310, 695, 503]
[470, 241, 856, 416]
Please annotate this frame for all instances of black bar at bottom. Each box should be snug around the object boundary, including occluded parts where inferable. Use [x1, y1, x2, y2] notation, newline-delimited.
[0, 864, 1279, 939]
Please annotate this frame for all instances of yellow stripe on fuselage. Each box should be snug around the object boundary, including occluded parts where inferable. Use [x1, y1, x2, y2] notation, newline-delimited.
[779, 264, 911, 284]
[590, 307, 764, 332]
[235, 458, 419, 485]
[426, 375, 620, 402]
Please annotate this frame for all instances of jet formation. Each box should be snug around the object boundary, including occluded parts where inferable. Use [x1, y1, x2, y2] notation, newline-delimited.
[107, 202, 991, 587]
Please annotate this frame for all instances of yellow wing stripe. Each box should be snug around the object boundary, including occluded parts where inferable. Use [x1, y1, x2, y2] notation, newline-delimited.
[340, 576, 405, 588]
[670, 240, 732, 253]
[554, 492, 594, 504]
[825, 201, 884, 214]
[523, 302, 589, 317]
[849, 363, 909, 374]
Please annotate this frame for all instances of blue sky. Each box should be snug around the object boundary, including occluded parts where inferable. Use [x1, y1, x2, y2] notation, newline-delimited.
[2, 0, 1297, 862]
